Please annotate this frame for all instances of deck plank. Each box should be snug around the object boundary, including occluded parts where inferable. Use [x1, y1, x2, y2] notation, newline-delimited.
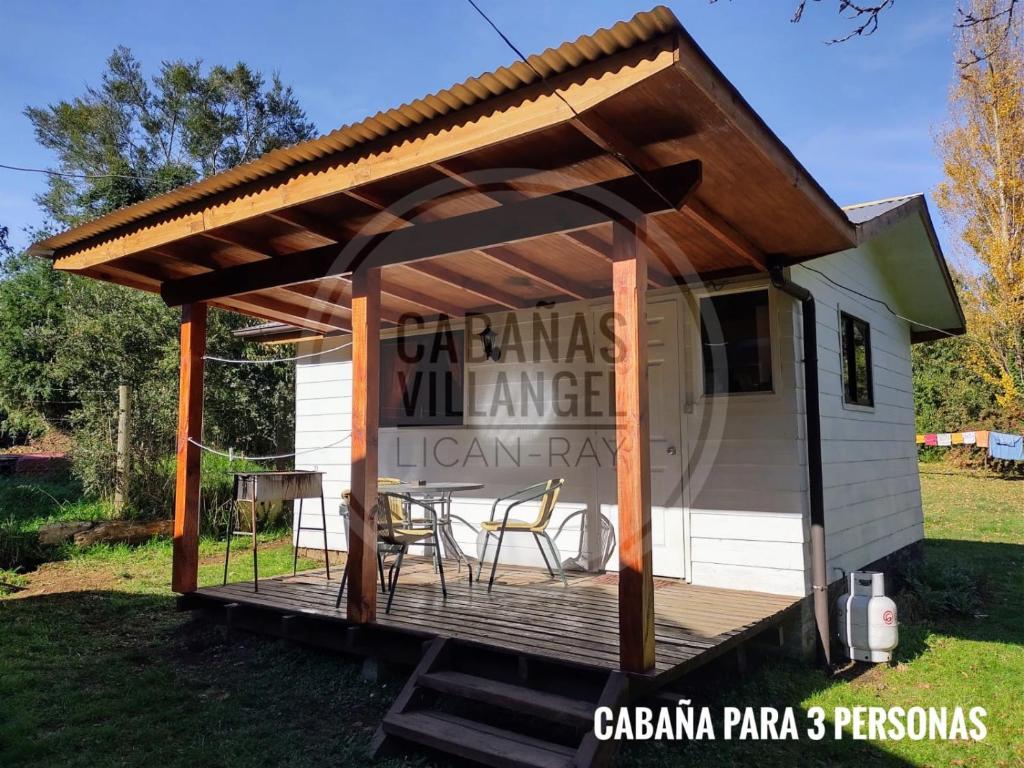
[195, 556, 800, 676]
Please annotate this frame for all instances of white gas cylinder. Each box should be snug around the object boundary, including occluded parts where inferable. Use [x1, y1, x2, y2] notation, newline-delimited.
[836, 571, 898, 662]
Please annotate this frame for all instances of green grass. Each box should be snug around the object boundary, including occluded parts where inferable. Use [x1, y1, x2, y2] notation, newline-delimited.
[1, 467, 1021, 767]
[0, 474, 114, 574]
[621, 468, 1024, 768]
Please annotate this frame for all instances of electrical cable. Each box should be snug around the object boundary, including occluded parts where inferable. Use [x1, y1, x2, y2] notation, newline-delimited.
[203, 341, 351, 365]
[799, 263, 958, 339]
[464, 1, 960, 343]
[186, 433, 350, 462]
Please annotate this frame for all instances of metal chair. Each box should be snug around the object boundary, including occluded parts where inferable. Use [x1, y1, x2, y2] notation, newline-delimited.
[337, 478, 403, 595]
[477, 478, 566, 591]
[336, 492, 447, 613]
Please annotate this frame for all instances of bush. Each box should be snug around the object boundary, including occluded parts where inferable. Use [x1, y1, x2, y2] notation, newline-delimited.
[898, 558, 982, 620]
[151, 452, 288, 537]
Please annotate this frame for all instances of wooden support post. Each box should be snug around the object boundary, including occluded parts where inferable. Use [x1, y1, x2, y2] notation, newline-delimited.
[346, 267, 381, 624]
[612, 220, 656, 673]
[113, 384, 132, 513]
[171, 303, 207, 594]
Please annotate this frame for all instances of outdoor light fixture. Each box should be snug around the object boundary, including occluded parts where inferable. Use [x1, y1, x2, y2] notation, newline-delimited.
[478, 324, 501, 361]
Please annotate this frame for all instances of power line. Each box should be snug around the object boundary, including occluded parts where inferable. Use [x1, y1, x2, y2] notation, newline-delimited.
[0, 162, 162, 185]
[463, 2, 959, 343]
[203, 341, 352, 365]
[800, 264, 958, 339]
[187, 433, 350, 462]
[463, 0, 681, 216]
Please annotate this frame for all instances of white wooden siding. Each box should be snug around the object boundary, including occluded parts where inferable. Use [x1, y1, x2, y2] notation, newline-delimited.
[792, 244, 924, 580]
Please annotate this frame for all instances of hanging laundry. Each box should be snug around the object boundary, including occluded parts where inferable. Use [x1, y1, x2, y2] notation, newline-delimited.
[976, 431, 990, 449]
[951, 433, 965, 444]
[937, 433, 953, 447]
[988, 432, 1024, 461]
[915, 435, 925, 445]
[924, 434, 938, 446]
[962, 431, 976, 445]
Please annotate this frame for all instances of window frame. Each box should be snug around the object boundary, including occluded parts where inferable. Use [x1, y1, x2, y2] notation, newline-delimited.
[378, 329, 466, 428]
[839, 311, 874, 408]
[697, 287, 776, 398]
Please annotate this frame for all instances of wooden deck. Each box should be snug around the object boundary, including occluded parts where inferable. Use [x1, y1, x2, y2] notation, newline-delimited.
[189, 556, 800, 681]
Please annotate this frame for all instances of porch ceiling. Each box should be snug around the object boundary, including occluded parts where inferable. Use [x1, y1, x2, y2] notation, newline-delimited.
[30, 6, 856, 334]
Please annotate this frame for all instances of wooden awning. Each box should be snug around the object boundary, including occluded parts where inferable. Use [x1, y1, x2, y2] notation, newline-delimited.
[30, 6, 856, 333]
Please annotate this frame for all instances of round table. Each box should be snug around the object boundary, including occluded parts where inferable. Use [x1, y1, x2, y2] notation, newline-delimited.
[379, 482, 484, 569]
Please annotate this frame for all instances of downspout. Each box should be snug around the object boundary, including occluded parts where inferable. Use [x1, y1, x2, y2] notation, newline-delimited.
[768, 260, 832, 669]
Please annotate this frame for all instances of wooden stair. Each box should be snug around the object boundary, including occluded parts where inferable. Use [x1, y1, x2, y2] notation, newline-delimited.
[373, 638, 630, 768]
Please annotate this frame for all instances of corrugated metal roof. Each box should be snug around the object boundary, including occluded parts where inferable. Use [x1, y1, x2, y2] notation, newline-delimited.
[35, 6, 680, 254]
[843, 194, 921, 225]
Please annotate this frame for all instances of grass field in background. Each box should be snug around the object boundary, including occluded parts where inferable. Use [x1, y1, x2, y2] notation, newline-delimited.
[1, 468, 1021, 767]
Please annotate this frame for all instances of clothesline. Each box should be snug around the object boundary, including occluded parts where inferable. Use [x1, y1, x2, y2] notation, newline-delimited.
[916, 429, 1024, 461]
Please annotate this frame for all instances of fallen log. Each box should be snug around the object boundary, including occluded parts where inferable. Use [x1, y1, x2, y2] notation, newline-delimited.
[38, 519, 173, 548]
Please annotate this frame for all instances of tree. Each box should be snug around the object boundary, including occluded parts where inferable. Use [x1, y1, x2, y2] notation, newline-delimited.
[935, 0, 1024, 418]
[750, 1, 1021, 61]
[0, 225, 11, 259]
[1, 49, 315, 511]
[25, 47, 315, 229]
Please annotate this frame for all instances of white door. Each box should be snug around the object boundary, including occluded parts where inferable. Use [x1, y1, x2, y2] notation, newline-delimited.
[646, 299, 687, 577]
[596, 298, 687, 578]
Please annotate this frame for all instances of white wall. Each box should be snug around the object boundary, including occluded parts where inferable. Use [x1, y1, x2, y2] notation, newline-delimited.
[290, 254, 923, 597]
[680, 283, 811, 596]
[792, 245, 924, 581]
[293, 300, 612, 572]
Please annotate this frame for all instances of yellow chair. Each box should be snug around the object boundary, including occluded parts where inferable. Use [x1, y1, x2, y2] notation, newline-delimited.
[478, 479, 566, 591]
[337, 483, 447, 613]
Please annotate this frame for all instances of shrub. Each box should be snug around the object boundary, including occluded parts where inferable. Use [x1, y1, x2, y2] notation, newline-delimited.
[898, 558, 982, 620]
[152, 452, 287, 536]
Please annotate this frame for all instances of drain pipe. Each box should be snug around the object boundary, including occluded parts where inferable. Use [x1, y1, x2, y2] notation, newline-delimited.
[768, 260, 832, 669]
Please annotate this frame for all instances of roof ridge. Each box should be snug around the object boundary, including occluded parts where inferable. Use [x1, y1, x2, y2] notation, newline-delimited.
[842, 193, 923, 211]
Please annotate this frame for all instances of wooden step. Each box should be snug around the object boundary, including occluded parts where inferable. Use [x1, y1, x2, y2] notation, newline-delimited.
[384, 710, 576, 768]
[419, 670, 596, 729]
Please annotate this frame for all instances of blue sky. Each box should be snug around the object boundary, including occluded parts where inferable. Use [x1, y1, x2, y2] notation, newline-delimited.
[0, 1, 958, 254]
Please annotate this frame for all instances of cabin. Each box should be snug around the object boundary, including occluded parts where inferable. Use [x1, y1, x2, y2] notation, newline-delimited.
[29, 7, 963, 766]
[273, 192, 959, 600]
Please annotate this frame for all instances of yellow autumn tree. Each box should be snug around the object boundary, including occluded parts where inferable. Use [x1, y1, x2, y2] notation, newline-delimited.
[936, 0, 1024, 413]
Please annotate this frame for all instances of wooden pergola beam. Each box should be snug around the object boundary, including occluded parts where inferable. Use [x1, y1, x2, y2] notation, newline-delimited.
[611, 220, 656, 673]
[159, 161, 702, 307]
[171, 303, 207, 594]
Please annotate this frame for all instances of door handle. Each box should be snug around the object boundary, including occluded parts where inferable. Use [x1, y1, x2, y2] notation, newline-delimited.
[666, 446, 677, 455]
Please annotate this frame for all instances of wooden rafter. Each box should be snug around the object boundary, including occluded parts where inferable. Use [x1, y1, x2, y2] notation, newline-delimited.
[160, 161, 702, 307]
[568, 109, 766, 272]
[269, 207, 467, 318]
[430, 160, 667, 291]
[402, 262, 520, 310]
[679, 199, 764, 271]
[478, 245, 592, 301]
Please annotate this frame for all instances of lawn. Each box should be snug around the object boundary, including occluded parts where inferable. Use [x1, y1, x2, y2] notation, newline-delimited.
[1, 468, 1021, 767]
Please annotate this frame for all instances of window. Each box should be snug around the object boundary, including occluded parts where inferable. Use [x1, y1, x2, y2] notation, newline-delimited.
[840, 312, 873, 407]
[700, 290, 773, 395]
[379, 330, 464, 427]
